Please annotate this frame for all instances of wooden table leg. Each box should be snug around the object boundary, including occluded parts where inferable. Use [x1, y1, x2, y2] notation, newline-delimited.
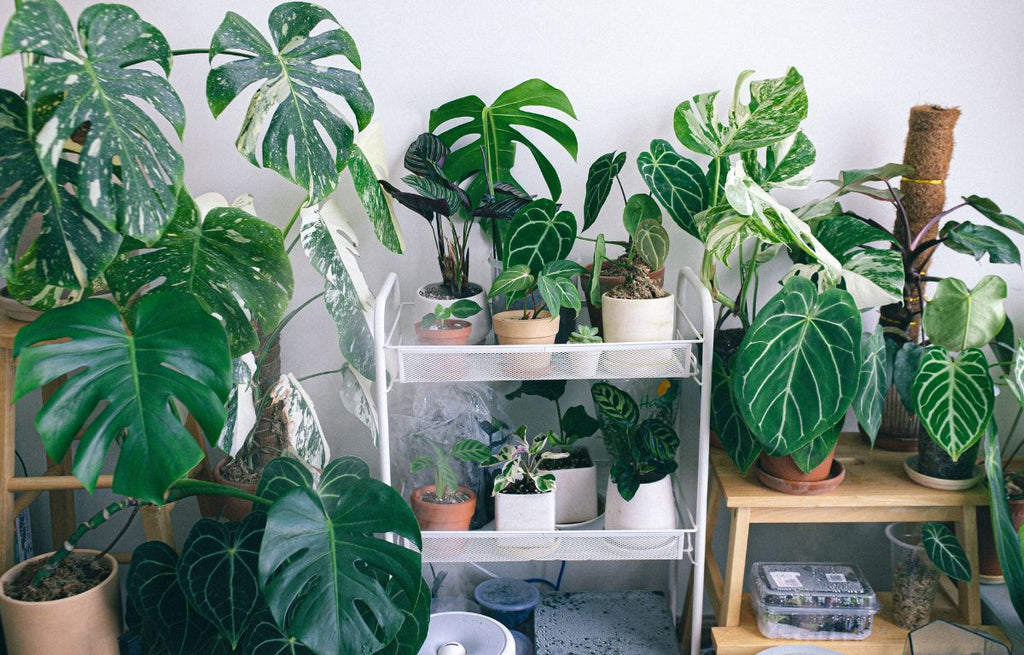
[957, 504, 982, 624]
[0, 347, 14, 572]
[721, 507, 751, 627]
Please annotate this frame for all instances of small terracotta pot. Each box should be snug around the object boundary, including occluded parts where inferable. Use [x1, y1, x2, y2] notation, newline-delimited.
[492, 310, 560, 345]
[0, 550, 121, 655]
[978, 497, 1024, 581]
[212, 458, 258, 521]
[414, 319, 472, 345]
[759, 446, 836, 483]
[414, 282, 491, 344]
[581, 264, 665, 335]
[410, 485, 476, 531]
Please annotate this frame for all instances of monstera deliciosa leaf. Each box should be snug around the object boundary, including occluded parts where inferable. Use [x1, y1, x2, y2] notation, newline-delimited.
[732, 276, 862, 455]
[429, 79, 578, 201]
[207, 2, 374, 205]
[3, 0, 185, 243]
[923, 275, 1007, 352]
[107, 192, 293, 358]
[0, 91, 122, 291]
[257, 457, 425, 655]
[912, 347, 994, 461]
[12, 293, 231, 504]
[637, 139, 709, 237]
[583, 151, 627, 229]
[503, 199, 577, 273]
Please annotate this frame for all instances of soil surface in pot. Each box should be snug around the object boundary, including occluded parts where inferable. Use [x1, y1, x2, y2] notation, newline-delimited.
[605, 261, 668, 300]
[501, 477, 543, 494]
[541, 447, 594, 471]
[418, 489, 473, 504]
[420, 281, 483, 301]
[5, 554, 112, 602]
[714, 328, 746, 359]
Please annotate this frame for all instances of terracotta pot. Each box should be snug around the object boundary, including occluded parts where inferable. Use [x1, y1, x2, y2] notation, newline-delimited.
[581, 264, 665, 335]
[978, 497, 1024, 581]
[410, 485, 476, 531]
[492, 310, 560, 345]
[0, 550, 121, 655]
[414, 319, 472, 346]
[414, 282, 491, 345]
[759, 446, 836, 483]
[212, 458, 258, 521]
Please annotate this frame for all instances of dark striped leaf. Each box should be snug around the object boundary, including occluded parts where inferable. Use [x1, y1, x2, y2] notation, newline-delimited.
[922, 521, 972, 582]
[583, 151, 626, 229]
[3, 0, 184, 243]
[638, 418, 679, 462]
[591, 382, 640, 428]
[638, 139, 708, 237]
[912, 347, 994, 461]
[404, 132, 449, 178]
[207, 3, 373, 204]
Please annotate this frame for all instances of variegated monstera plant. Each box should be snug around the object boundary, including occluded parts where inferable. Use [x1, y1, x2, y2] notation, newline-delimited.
[1, 1, 427, 653]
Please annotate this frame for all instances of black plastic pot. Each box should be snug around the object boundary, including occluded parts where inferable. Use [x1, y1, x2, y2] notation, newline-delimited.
[917, 435, 980, 480]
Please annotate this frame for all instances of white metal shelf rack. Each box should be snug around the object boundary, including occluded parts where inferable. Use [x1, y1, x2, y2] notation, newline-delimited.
[373, 266, 713, 655]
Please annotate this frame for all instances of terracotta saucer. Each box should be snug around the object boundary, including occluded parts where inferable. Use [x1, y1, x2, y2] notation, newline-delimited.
[756, 459, 846, 495]
[903, 455, 981, 490]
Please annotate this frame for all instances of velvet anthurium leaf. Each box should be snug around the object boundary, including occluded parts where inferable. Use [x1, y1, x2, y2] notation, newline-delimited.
[503, 199, 577, 274]
[922, 521, 972, 582]
[1008, 338, 1024, 409]
[635, 219, 670, 271]
[983, 427, 1024, 621]
[912, 347, 994, 461]
[941, 221, 1021, 265]
[258, 456, 424, 655]
[244, 608, 316, 655]
[178, 513, 267, 648]
[0, 91, 122, 291]
[788, 420, 842, 475]
[107, 191, 292, 358]
[583, 151, 627, 230]
[3, 0, 184, 243]
[429, 79, 578, 202]
[12, 293, 231, 503]
[893, 341, 925, 412]
[488, 264, 533, 300]
[710, 353, 761, 473]
[207, 2, 373, 204]
[591, 382, 640, 428]
[853, 326, 892, 443]
[637, 139, 708, 238]
[732, 276, 861, 455]
[923, 276, 1007, 352]
[991, 316, 1016, 376]
[300, 200, 376, 381]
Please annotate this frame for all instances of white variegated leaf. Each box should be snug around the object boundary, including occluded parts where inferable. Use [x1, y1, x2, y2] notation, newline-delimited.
[217, 353, 258, 456]
[349, 123, 404, 254]
[841, 250, 903, 309]
[339, 365, 378, 446]
[270, 373, 329, 473]
[853, 326, 891, 442]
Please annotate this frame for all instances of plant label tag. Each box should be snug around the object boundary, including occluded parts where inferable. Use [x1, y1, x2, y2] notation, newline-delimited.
[825, 573, 848, 583]
[769, 571, 803, 588]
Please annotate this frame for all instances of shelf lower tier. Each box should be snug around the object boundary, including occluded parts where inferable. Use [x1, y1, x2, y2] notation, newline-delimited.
[711, 592, 1009, 655]
[420, 517, 694, 563]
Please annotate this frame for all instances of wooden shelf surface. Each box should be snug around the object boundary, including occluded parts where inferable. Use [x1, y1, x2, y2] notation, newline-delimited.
[712, 592, 1008, 655]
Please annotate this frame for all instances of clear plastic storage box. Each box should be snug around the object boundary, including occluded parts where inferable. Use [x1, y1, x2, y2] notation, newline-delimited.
[750, 562, 880, 641]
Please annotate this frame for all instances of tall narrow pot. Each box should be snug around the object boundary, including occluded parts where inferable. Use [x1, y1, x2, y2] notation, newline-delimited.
[543, 463, 598, 525]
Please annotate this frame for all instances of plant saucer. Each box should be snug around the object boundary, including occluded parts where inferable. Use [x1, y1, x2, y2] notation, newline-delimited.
[756, 460, 846, 495]
[756, 646, 844, 655]
[903, 455, 981, 490]
[556, 494, 605, 530]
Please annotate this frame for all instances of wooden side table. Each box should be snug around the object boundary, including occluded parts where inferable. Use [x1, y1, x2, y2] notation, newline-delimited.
[0, 314, 175, 571]
[703, 434, 989, 653]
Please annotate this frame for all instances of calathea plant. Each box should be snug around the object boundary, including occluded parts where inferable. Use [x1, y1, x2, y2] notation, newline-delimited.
[460, 426, 566, 494]
[505, 380, 600, 463]
[410, 435, 492, 502]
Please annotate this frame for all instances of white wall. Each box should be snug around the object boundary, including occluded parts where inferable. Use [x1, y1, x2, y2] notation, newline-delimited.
[2, 0, 1023, 603]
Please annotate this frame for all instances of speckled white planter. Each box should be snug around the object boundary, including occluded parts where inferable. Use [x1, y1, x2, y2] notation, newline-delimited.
[494, 490, 556, 531]
[600, 292, 675, 343]
[605, 476, 676, 530]
[545, 464, 598, 525]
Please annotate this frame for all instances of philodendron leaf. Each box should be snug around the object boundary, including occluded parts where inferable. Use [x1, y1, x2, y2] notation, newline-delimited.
[0, 91, 122, 290]
[788, 421, 842, 475]
[923, 275, 1007, 351]
[732, 276, 861, 455]
[922, 521, 972, 582]
[741, 131, 816, 190]
[300, 201, 376, 381]
[710, 353, 761, 473]
[983, 427, 1024, 622]
[207, 3, 373, 204]
[13, 293, 231, 503]
[893, 342, 925, 412]
[269, 374, 330, 472]
[258, 457, 424, 655]
[634, 219, 670, 271]
[912, 347, 994, 461]
[941, 222, 1020, 265]
[503, 199, 577, 274]
[591, 382, 640, 428]
[637, 139, 708, 238]
[107, 191, 293, 358]
[178, 513, 267, 648]
[3, 0, 184, 242]
[964, 195, 1024, 237]
[429, 79, 578, 202]
[583, 151, 627, 230]
[853, 326, 892, 443]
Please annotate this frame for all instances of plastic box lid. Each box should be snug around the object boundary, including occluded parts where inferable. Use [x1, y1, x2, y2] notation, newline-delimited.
[750, 562, 880, 614]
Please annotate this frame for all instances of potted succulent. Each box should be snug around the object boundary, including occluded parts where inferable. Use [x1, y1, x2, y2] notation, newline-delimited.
[460, 426, 565, 531]
[408, 435, 491, 530]
[0, 1, 428, 652]
[591, 381, 680, 529]
[415, 300, 482, 346]
[505, 380, 600, 524]
[568, 324, 603, 376]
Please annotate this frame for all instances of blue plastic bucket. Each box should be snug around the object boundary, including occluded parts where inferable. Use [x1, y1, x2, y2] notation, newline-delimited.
[474, 578, 540, 630]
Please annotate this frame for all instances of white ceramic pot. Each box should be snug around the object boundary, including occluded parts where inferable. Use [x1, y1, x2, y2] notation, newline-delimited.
[604, 476, 676, 530]
[545, 464, 598, 524]
[600, 292, 675, 343]
[415, 282, 491, 345]
[494, 490, 556, 531]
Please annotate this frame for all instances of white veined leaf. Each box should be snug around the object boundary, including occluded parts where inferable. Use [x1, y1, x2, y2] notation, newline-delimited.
[853, 326, 891, 442]
[912, 347, 994, 461]
[922, 521, 972, 582]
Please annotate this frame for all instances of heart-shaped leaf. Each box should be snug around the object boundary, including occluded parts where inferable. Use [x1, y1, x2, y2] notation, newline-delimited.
[788, 421, 841, 474]
[583, 151, 627, 229]
[710, 353, 761, 473]
[488, 264, 533, 299]
[3, 0, 184, 242]
[941, 222, 1020, 265]
[537, 270, 581, 316]
[983, 428, 1024, 622]
[178, 513, 267, 648]
[107, 192, 293, 358]
[13, 293, 231, 503]
[923, 276, 1007, 351]
[429, 79, 577, 201]
[622, 194, 661, 236]
[922, 521, 972, 582]
[912, 347, 994, 461]
[637, 139, 708, 237]
[893, 341, 925, 412]
[590, 382, 640, 428]
[732, 276, 861, 455]
[0, 91, 122, 291]
[244, 609, 316, 655]
[503, 199, 577, 274]
[258, 457, 423, 655]
[853, 326, 892, 442]
[634, 219, 670, 271]
[207, 3, 373, 204]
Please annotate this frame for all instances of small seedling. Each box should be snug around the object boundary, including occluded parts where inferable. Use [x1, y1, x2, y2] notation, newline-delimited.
[421, 299, 482, 330]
